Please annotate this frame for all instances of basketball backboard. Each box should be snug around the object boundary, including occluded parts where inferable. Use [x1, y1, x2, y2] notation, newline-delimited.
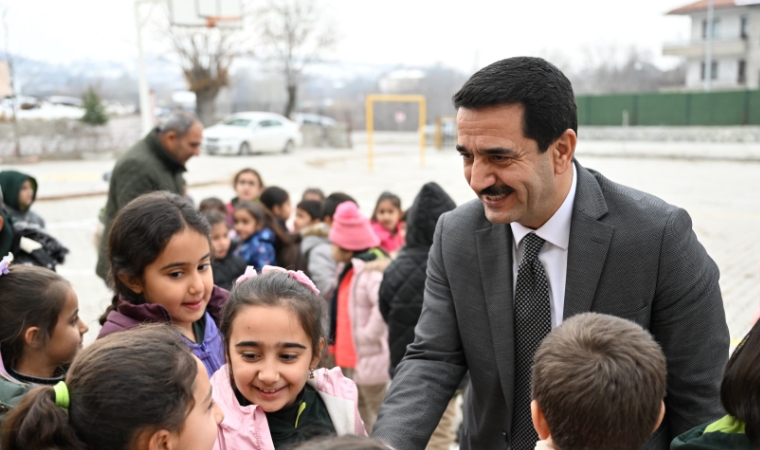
[168, 0, 243, 28]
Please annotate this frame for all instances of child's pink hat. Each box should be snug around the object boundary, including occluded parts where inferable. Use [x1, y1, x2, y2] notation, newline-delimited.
[329, 202, 380, 251]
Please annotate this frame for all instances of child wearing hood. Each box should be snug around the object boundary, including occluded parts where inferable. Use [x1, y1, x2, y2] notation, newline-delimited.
[0, 171, 45, 228]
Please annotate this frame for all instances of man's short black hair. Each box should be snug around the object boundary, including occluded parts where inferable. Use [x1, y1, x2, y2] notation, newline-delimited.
[322, 192, 356, 221]
[452, 57, 577, 152]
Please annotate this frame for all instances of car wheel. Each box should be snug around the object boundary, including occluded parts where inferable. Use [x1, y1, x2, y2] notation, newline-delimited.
[238, 142, 251, 156]
[282, 139, 295, 154]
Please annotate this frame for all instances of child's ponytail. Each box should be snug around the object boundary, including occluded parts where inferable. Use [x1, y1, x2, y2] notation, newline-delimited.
[1, 386, 86, 450]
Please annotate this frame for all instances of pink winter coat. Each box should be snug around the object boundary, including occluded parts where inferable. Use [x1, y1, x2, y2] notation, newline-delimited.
[371, 221, 404, 255]
[211, 365, 367, 450]
[348, 258, 391, 385]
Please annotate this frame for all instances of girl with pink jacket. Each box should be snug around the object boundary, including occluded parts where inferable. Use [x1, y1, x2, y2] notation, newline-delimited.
[212, 266, 367, 450]
[329, 202, 391, 434]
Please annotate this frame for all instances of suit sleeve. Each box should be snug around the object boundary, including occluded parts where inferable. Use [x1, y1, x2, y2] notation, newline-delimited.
[372, 213, 467, 449]
[652, 207, 729, 438]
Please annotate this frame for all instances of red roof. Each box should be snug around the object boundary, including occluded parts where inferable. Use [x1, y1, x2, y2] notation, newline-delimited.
[667, 0, 745, 15]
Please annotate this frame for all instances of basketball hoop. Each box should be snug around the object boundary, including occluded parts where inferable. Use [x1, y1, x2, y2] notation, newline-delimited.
[169, 0, 243, 28]
[205, 16, 243, 28]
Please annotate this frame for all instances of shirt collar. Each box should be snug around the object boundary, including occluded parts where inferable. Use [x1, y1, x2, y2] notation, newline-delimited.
[511, 163, 577, 251]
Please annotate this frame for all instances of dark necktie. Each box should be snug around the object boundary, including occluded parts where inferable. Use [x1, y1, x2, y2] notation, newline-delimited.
[511, 232, 552, 449]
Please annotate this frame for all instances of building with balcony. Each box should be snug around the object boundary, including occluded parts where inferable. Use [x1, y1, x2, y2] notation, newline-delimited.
[664, 0, 760, 89]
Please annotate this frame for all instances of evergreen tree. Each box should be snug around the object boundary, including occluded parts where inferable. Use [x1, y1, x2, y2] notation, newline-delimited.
[81, 86, 108, 125]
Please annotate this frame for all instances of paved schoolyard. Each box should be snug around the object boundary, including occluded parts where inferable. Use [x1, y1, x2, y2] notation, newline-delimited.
[11, 140, 760, 346]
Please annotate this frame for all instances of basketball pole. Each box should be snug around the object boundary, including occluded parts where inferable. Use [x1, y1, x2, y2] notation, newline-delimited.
[135, 0, 164, 136]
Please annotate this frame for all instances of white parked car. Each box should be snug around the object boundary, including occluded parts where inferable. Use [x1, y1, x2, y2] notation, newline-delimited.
[202, 112, 303, 155]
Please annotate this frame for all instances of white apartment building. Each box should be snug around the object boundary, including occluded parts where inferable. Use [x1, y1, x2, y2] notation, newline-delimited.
[664, 0, 760, 89]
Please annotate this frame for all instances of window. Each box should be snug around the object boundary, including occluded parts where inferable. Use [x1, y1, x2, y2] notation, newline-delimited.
[742, 16, 749, 39]
[701, 61, 719, 80]
[702, 18, 721, 39]
[223, 118, 251, 127]
[258, 120, 283, 128]
[739, 60, 747, 83]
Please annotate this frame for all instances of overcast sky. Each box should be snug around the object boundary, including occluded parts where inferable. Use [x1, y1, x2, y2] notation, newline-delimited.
[1, 0, 693, 73]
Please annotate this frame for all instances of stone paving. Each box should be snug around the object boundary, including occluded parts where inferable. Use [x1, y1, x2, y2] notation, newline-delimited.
[8, 140, 759, 346]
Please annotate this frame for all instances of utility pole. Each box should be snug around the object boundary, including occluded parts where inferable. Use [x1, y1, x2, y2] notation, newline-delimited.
[1, 7, 20, 157]
[704, 0, 714, 92]
[135, 0, 164, 136]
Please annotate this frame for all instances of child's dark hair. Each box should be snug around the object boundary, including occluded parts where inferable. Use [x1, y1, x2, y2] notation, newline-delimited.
[100, 191, 211, 325]
[0, 265, 70, 370]
[371, 191, 402, 222]
[234, 201, 291, 245]
[297, 200, 322, 221]
[199, 196, 227, 215]
[1, 325, 197, 450]
[220, 272, 325, 363]
[722, 318, 760, 444]
[322, 192, 356, 221]
[260, 186, 290, 211]
[292, 435, 390, 450]
[203, 209, 229, 229]
[233, 168, 264, 189]
[302, 188, 325, 202]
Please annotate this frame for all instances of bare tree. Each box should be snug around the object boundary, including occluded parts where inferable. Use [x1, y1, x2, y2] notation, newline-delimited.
[257, 0, 337, 119]
[159, 5, 254, 126]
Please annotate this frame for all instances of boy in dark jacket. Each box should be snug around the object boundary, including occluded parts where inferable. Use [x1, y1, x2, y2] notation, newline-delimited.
[203, 210, 246, 290]
[0, 170, 45, 228]
[378, 182, 457, 450]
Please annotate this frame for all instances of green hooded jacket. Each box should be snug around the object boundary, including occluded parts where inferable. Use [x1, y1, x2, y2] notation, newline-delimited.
[0, 171, 45, 228]
[95, 128, 187, 280]
[671, 415, 756, 449]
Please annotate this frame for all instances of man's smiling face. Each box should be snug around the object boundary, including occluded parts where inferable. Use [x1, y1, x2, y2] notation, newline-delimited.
[456, 103, 561, 229]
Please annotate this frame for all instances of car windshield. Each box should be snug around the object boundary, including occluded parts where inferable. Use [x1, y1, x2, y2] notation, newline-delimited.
[223, 118, 251, 127]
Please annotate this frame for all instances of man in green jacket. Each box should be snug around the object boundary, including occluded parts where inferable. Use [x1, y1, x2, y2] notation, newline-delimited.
[96, 112, 203, 281]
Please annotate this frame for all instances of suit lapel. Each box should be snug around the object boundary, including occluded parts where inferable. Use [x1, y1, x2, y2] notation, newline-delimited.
[564, 162, 614, 319]
[476, 223, 515, 420]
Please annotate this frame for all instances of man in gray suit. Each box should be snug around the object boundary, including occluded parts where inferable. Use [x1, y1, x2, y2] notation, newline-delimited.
[372, 57, 729, 450]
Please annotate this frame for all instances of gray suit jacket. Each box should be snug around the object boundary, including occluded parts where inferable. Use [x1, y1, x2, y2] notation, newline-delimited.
[372, 161, 729, 450]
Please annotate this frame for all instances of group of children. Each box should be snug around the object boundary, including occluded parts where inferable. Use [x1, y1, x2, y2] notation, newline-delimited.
[0, 166, 758, 449]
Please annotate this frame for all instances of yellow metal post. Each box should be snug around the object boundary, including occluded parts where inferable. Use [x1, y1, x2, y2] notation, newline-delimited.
[366, 98, 374, 172]
[364, 94, 427, 171]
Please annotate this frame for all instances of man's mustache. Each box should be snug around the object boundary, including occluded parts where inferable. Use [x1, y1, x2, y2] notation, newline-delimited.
[479, 185, 515, 197]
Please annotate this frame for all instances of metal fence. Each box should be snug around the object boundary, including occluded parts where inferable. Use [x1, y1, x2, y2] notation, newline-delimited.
[576, 90, 760, 126]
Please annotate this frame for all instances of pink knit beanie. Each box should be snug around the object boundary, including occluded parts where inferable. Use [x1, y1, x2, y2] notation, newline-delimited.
[329, 202, 380, 251]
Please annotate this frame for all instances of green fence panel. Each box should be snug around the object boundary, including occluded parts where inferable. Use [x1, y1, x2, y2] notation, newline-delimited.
[575, 96, 591, 126]
[748, 91, 760, 125]
[636, 93, 689, 126]
[586, 94, 636, 126]
[576, 90, 760, 126]
[689, 91, 746, 125]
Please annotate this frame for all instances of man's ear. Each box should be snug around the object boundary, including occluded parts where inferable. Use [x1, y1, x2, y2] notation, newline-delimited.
[531, 399, 552, 441]
[118, 273, 144, 294]
[23, 327, 42, 349]
[551, 128, 576, 175]
[272, 204, 282, 217]
[654, 401, 666, 432]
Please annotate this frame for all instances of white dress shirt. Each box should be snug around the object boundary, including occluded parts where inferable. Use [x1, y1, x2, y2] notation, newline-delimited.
[510, 164, 577, 329]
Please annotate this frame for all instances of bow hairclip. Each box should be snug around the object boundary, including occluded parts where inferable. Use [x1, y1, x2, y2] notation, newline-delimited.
[235, 265, 320, 295]
[0, 253, 13, 276]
